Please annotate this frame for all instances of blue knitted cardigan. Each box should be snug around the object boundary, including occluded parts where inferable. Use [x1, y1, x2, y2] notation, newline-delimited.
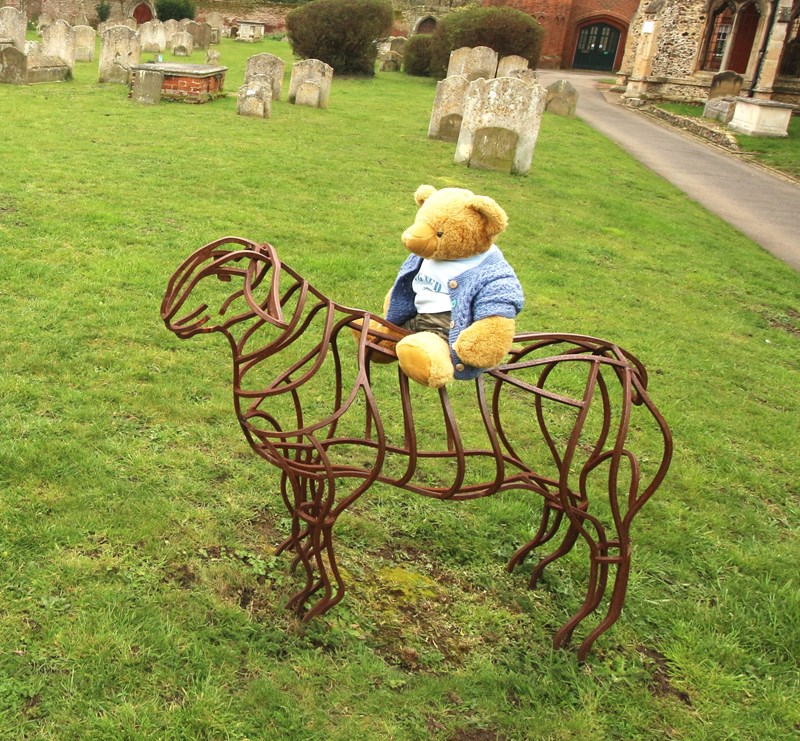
[385, 245, 524, 380]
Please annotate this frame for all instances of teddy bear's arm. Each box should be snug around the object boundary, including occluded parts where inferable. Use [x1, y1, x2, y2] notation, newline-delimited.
[453, 316, 516, 369]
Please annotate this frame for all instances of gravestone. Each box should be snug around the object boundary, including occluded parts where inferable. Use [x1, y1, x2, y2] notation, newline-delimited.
[245, 52, 284, 100]
[184, 20, 211, 51]
[446, 46, 498, 81]
[0, 6, 26, 51]
[99, 25, 140, 83]
[37, 13, 53, 35]
[288, 58, 333, 108]
[427, 74, 469, 141]
[236, 20, 266, 42]
[206, 12, 223, 43]
[73, 25, 95, 62]
[497, 55, 528, 77]
[139, 20, 167, 53]
[545, 79, 578, 117]
[121, 18, 137, 31]
[42, 20, 76, 70]
[237, 80, 271, 118]
[24, 40, 41, 55]
[454, 76, 546, 175]
[379, 51, 401, 72]
[163, 19, 179, 45]
[0, 45, 26, 84]
[703, 70, 744, 123]
[26, 53, 70, 83]
[388, 36, 406, 55]
[206, 49, 221, 64]
[171, 31, 193, 57]
[510, 68, 539, 86]
[130, 67, 163, 104]
[708, 70, 743, 100]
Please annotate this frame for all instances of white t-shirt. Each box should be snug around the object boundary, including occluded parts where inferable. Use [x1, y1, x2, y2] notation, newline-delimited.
[412, 252, 489, 313]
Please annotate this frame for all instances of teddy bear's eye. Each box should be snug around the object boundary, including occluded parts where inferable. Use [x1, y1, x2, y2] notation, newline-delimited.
[436, 231, 443, 238]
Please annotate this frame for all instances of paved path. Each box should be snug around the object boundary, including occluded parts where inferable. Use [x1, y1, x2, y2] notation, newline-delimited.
[537, 70, 800, 273]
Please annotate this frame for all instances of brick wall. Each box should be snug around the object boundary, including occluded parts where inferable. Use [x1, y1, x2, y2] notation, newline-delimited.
[483, 0, 638, 68]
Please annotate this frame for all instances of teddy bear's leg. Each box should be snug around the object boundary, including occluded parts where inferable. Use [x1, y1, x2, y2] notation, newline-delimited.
[396, 332, 454, 388]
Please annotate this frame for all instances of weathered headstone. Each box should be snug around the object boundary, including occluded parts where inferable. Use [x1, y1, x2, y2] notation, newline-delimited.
[237, 80, 271, 118]
[427, 74, 469, 141]
[37, 13, 53, 35]
[388, 36, 406, 55]
[0, 6, 26, 51]
[183, 20, 211, 51]
[708, 70, 743, 100]
[139, 20, 167, 53]
[121, 18, 138, 31]
[446, 46, 498, 81]
[497, 54, 528, 78]
[73, 25, 96, 62]
[379, 51, 402, 72]
[171, 31, 193, 57]
[545, 79, 578, 117]
[42, 19, 76, 70]
[99, 25, 140, 84]
[703, 96, 737, 124]
[26, 53, 70, 83]
[245, 52, 284, 100]
[454, 76, 546, 175]
[24, 40, 41, 55]
[206, 49, 221, 65]
[510, 68, 539, 86]
[0, 45, 26, 84]
[163, 18, 179, 46]
[206, 12, 223, 43]
[130, 67, 163, 104]
[288, 58, 332, 108]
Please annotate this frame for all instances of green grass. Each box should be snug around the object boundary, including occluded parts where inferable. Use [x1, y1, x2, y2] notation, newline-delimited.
[1, 38, 799, 739]
[656, 101, 800, 178]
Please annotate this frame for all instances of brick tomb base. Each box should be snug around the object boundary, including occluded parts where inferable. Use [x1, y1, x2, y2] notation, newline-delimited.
[131, 62, 227, 103]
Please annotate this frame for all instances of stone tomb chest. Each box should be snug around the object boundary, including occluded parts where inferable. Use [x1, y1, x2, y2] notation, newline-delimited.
[131, 62, 227, 103]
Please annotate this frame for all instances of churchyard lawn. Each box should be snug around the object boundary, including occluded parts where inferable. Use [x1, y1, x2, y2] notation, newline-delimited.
[0, 37, 798, 739]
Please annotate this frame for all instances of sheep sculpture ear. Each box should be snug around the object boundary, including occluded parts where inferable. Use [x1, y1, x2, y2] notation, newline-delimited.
[414, 184, 437, 207]
[467, 195, 508, 242]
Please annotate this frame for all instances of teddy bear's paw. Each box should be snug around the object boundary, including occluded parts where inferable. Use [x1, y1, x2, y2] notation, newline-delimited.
[396, 333, 454, 388]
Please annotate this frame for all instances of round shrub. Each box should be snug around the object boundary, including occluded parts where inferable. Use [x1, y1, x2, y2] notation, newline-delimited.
[287, 0, 393, 77]
[403, 34, 433, 76]
[429, 6, 544, 79]
[156, 0, 195, 21]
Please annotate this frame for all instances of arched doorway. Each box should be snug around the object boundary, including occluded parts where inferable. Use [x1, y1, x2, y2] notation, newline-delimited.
[415, 16, 437, 35]
[727, 3, 759, 73]
[700, 1, 762, 74]
[573, 23, 621, 71]
[132, 3, 153, 23]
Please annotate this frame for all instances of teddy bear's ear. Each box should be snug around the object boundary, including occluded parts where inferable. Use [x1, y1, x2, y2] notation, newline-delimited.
[414, 184, 437, 207]
[468, 196, 508, 240]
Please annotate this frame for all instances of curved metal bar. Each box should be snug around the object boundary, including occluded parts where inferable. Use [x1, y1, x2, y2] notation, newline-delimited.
[161, 237, 674, 659]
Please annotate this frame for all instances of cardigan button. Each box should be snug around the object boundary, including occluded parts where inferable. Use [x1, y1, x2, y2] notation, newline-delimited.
[455, 363, 465, 372]
[448, 280, 458, 289]
[449, 320, 455, 328]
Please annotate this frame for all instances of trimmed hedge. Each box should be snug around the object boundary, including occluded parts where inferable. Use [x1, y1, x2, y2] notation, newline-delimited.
[403, 33, 433, 77]
[429, 6, 543, 79]
[287, 0, 393, 76]
[155, 0, 195, 21]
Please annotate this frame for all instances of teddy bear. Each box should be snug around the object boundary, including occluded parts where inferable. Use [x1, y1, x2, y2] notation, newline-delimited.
[383, 184, 524, 389]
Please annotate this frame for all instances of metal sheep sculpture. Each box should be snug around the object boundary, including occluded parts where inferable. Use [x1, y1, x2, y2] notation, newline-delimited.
[161, 236, 672, 660]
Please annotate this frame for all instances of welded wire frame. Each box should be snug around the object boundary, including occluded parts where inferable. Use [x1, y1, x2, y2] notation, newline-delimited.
[162, 237, 673, 660]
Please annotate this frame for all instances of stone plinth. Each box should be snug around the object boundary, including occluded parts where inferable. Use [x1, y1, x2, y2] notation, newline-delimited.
[131, 62, 227, 103]
[728, 97, 795, 137]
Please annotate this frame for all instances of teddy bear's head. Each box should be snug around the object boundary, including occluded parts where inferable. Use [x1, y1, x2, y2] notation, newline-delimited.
[401, 185, 508, 261]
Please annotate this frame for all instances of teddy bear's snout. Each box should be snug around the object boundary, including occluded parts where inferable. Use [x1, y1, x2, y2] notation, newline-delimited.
[401, 221, 439, 256]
